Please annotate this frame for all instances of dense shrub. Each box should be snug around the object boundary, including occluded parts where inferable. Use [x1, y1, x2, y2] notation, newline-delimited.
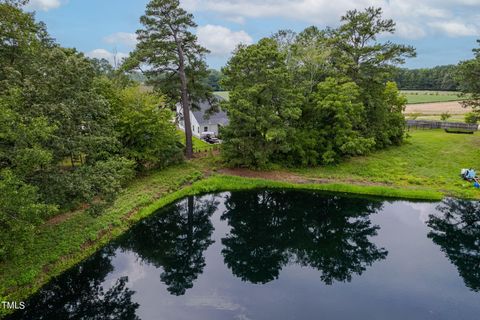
[0, 170, 57, 261]
[221, 8, 411, 168]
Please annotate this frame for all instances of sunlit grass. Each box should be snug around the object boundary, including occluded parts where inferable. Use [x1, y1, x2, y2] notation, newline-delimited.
[292, 129, 480, 199]
[401, 90, 464, 104]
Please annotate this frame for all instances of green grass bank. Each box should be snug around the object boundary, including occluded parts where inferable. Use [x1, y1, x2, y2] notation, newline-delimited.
[401, 90, 464, 104]
[1, 129, 479, 317]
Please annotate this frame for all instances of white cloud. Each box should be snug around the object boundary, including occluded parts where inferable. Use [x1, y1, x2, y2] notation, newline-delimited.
[104, 32, 138, 48]
[182, 0, 480, 39]
[225, 16, 246, 24]
[86, 49, 129, 66]
[428, 21, 479, 37]
[184, 0, 371, 25]
[197, 24, 253, 56]
[395, 23, 428, 39]
[27, 0, 63, 11]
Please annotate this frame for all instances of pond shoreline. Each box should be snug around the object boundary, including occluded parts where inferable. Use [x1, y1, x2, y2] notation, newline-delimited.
[2, 128, 480, 318]
[0, 172, 444, 318]
[9, 190, 478, 319]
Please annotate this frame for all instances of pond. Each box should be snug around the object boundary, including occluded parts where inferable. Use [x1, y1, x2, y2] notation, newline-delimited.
[7, 190, 480, 319]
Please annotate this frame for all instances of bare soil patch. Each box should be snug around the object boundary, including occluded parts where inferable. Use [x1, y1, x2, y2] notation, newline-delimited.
[218, 168, 389, 187]
[219, 168, 310, 183]
[405, 101, 470, 115]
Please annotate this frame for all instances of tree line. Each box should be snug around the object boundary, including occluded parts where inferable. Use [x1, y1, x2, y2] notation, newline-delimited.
[392, 65, 460, 91]
[209, 64, 460, 93]
[0, 0, 186, 260]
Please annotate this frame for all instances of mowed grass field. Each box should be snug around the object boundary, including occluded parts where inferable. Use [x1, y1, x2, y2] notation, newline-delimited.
[402, 90, 464, 104]
[292, 129, 480, 199]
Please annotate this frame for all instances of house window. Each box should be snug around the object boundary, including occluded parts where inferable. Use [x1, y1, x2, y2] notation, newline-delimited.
[204, 126, 208, 132]
[198, 127, 200, 133]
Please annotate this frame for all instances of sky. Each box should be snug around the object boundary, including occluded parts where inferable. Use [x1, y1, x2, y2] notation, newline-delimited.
[26, 0, 480, 70]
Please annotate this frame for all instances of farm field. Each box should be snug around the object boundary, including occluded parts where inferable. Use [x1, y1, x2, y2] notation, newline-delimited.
[404, 101, 470, 115]
[217, 90, 465, 105]
[402, 90, 465, 104]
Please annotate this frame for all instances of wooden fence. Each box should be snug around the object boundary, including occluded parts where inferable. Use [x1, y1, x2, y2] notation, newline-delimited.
[406, 120, 479, 131]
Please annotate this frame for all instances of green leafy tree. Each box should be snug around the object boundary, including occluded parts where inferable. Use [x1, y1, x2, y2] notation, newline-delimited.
[115, 86, 183, 169]
[331, 7, 414, 148]
[441, 112, 451, 121]
[393, 65, 459, 91]
[124, 0, 211, 159]
[298, 78, 375, 165]
[331, 7, 415, 84]
[221, 38, 302, 168]
[0, 169, 56, 261]
[457, 40, 480, 112]
[274, 27, 332, 95]
[205, 69, 224, 91]
[1, 3, 135, 215]
[465, 112, 479, 124]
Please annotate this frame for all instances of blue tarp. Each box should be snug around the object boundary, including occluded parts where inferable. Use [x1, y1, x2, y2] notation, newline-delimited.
[466, 169, 477, 180]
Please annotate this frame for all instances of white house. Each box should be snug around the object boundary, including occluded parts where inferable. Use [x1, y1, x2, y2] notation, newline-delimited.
[176, 97, 229, 138]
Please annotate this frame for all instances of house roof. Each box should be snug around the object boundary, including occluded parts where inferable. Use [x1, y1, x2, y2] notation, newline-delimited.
[192, 96, 229, 126]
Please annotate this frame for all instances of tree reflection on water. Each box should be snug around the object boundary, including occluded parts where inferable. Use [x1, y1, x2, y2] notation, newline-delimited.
[120, 195, 218, 295]
[7, 247, 140, 320]
[221, 190, 388, 284]
[8, 190, 390, 319]
[428, 198, 480, 292]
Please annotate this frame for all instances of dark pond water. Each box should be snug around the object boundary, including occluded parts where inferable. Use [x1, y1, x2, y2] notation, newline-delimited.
[7, 190, 480, 319]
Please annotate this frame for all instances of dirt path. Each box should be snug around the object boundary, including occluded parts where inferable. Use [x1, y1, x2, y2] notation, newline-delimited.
[405, 101, 470, 115]
[218, 168, 389, 187]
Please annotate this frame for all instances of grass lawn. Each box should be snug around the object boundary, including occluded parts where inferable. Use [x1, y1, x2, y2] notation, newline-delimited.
[214, 91, 229, 100]
[2, 129, 480, 317]
[177, 130, 216, 152]
[402, 90, 464, 104]
[410, 114, 466, 122]
[292, 129, 480, 199]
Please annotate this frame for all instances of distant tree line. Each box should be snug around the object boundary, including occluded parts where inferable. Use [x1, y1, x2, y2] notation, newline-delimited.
[392, 65, 459, 91]
[127, 69, 224, 92]
[221, 7, 414, 168]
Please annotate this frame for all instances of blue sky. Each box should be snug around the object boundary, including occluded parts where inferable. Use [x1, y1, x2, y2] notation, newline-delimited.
[28, 0, 480, 70]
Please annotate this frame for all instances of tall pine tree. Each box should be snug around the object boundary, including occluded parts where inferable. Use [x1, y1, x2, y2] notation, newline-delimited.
[125, 0, 210, 159]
